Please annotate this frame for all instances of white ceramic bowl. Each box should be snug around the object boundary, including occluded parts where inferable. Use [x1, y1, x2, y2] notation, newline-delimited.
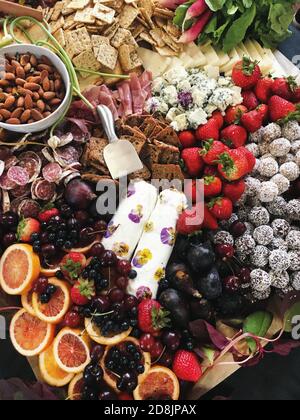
[0, 44, 71, 133]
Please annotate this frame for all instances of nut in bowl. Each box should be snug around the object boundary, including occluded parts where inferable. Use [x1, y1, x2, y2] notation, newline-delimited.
[0, 44, 70, 133]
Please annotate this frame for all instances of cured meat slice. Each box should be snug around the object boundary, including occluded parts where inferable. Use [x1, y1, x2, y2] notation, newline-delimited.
[42, 163, 63, 183]
[10, 184, 31, 198]
[0, 172, 17, 190]
[130, 74, 144, 115]
[5, 156, 19, 170]
[18, 199, 41, 218]
[19, 158, 41, 183]
[55, 146, 81, 166]
[32, 179, 56, 201]
[7, 166, 30, 186]
[118, 82, 133, 116]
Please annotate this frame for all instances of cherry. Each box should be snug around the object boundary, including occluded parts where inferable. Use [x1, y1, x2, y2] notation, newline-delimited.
[64, 311, 81, 328]
[99, 388, 117, 400]
[237, 267, 251, 284]
[124, 295, 138, 310]
[161, 331, 181, 352]
[108, 288, 125, 303]
[92, 296, 111, 313]
[74, 210, 90, 226]
[118, 392, 133, 400]
[150, 341, 164, 360]
[93, 220, 108, 233]
[223, 276, 240, 293]
[33, 276, 49, 294]
[140, 333, 156, 352]
[91, 345, 105, 363]
[216, 244, 235, 259]
[116, 276, 128, 290]
[101, 250, 117, 267]
[117, 260, 132, 276]
[230, 221, 247, 238]
[89, 243, 105, 258]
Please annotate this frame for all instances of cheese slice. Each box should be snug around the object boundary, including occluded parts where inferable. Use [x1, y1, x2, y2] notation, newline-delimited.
[183, 43, 207, 67]
[244, 39, 262, 62]
[220, 49, 240, 73]
[236, 45, 246, 60]
[238, 42, 250, 58]
[201, 44, 220, 66]
[204, 65, 220, 79]
[137, 47, 171, 78]
[179, 52, 196, 69]
[215, 48, 230, 67]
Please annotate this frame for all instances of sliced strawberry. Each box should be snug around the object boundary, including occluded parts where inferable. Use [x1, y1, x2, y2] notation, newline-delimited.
[138, 299, 170, 335]
[17, 218, 41, 243]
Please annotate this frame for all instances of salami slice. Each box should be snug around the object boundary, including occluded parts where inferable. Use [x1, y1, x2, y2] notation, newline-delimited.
[0, 172, 17, 190]
[7, 166, 29, 186]
[18, 199, 41, 218]
[19, 158, 41, 182]
[10, 184, 31, 198]
[11, 197, 24, 214]
[55, 146, 80, 166]
[5, 156, 19, 170]
[32, 179, 56, 201]
[42, 163, 63, 183]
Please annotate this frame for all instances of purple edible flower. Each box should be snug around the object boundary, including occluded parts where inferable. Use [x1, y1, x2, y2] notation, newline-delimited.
[178, 91, 193, 109]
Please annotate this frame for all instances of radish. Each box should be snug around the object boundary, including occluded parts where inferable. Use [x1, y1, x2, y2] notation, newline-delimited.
[185, 0, 208, 21]
[158, 0, 187, 9]
[179, 9, 213, 43]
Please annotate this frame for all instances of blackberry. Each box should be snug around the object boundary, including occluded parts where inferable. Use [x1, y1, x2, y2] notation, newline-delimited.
[48, 233, 56, 243]
[33, 241, 41, 253]
[158, 278, 169, 293]
[56, 239, 64, 248]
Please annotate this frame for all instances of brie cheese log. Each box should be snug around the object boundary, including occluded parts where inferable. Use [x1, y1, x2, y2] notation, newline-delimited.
[128, 188, 187, 298]
[102, 180, 158, 259]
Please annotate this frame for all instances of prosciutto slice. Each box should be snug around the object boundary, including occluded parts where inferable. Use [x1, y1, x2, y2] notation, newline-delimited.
[118, 82, 133, 116]
[140, 71, 153, 100]
[130, 74, 145, 115]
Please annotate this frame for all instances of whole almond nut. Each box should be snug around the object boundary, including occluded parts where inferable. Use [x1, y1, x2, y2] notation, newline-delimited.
[20, 109, 31, 123]
[5, 118, 20, 125]
[0, 80, 10, 87]
[11, 108, 24, 119]
[45, 104, 51, 112]
[54, 79, 62, 91]
[20, 55, 30, 66]
[49, 98, 62, 106]
[28, 119, 35, 124]
[25, 94, 33, 109]
[37, 100, 45, 112]
[3, 96, 16, 109]
[16, 78, 26, 86]
[5, 64, 14, 73]
[40, 70, 49, 81]
[43, 111, 51, 118]
[17, 97, 25, 108]
[11, 60, 21, 69]
[42, 77, 50, 92]
[49, 80, 55, 92]
[43, 91, 56, 101]
[30, 55, 37, 67]
[23, 82, 40, 91]
[0, 109, 11, 119]
[38, 87, 44, 97]
[23, 63, 31, 73]
[4, 72, 15, 81]
[37, 64, 53, 73]
[18, 87, 33, 96]
[16, 66, 25, 79]
[31, 109, 43, 121]
[0, 93, 8, 102]
[32, 92, 40, 101]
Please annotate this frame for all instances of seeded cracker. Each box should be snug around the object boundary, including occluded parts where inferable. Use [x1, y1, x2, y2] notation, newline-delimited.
[92, 4, 116, 24]
[119, 5, 139, 28]
[67, 0, 90, 9]
[149, 28, 165, 47]
[51, 1, 64, 21]
[63, 14, 76, 30]
[72, 49, 102, 77]
[111, 28, 137, 48]
[96, 44, 119, 70]
[53, 28, 66, 47]
[119, 44, 142, 71]
[155, 45, 178, 57]
[65, 27, 92, 59]
[91, 34, 110, 56]
[139, 32, 156, 46]
[75, 8, 96, 24]
[49, 16, 65, 34]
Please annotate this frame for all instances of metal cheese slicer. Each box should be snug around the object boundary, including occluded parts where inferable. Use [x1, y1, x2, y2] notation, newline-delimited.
[97, 105, 143, 180]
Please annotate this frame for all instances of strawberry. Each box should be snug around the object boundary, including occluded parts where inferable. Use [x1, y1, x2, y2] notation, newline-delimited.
[38, 204, 60, 223]
[138, 299, 170, 335]
[196, 118, 220, 142]
[232, 57, 262, 89]
[221, 125, 248, 148]
[71, 279, 95, 306]
[204, 175, 222, 198]
[257, 104, 269, 121]
[204, 165, 218, 176]
[268, 95, 297, 122]
[173, 350, 202, 382]
[211, 110, 224, 129]
[254, 77, 274, 102]
[200, 139, 229, 166]
[203, 205, 218, 230]
[181, 148, 204, 177]
[223, 179, 246, 203]
[17, 218, 41, 242]
[241, 90, 259, 110]
[176, 204, 204, 235]
[240, 109, 264, 133]
[272, 76, 296, 101]
[217, 148, 250, 181]
[178, 130, 197, 149]
[241, 147, 256, 172]
[60, 252, 87, 282]
[224, 105, 248, 125]
[208, 197, 233, 220]
[293, 86, 300, 103]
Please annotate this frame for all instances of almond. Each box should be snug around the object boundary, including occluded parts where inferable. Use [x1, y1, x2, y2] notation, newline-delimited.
[36, 100, 45, 112]
[37, 64, 54, 73]
[42, 77, 50, 92]
[49, 98, 62, 106]
[15, 78, 26, 86]
[54, 78, 62, 91]
[20, 55, 30, 66]
[17, 97, 25, 108]
[32, 92, 40, 101]
[15, 66, 25, 79]
[5, 118, 20, 125]
[31, 109, 43, 121]
[43, 111, 51, 118]
[26, 76, 41, 84]
[24, 82, 40, 91]
[18, 87, 33, 97]
[43, 91, 56, 101]
[11, 108, 24, 119]
[3, 96, 16, 109]
[20, 109, 31, 123]
[40, 70, 49, 81]
[4, 72, 15, 81]
[24, 94, 33, 109]
[0, 109, 11, 119]
[0, 80, 10, 87]
[30, 55, 38, 67]
[23, 63, 32, 73]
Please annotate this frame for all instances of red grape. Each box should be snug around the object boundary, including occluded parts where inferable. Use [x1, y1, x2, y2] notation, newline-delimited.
[140, 333, 156, 352]
[89, 243, 105, 258]
[117, 260, 132, 276]
[116, 277, 128, 290]
[150, 341, 164, 360]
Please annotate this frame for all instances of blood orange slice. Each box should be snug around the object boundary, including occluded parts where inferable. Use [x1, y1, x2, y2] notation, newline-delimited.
[0, 244, 40, 295]
[133, 366, 180, 401]
[84, 317, 132, 346]
[32, 278, 71, 324]
[21, 289, 35, 316]
[39, 343, 74, 387]
[68, 373, 84, 400]
[53, 328, 91, 374]
[40, 266, 60, 277]
[10, 309, 55, 357]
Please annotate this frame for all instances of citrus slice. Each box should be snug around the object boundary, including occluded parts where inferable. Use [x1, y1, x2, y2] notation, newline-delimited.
[68, 373, 84, 400]
[21, 289, 36, 316]
[84, 317, 132, 346]
[101, 337, 151, 393]
[53, 328, 91, 374]
[10, 309, 55, 357]
[40, 266, 60, 277]
[32, 278, 71, 324]
[0, 244, 41, 295]
[70, 240, 101, 255]
[133, 366, 180, 401]
[39, 343, 74, 387]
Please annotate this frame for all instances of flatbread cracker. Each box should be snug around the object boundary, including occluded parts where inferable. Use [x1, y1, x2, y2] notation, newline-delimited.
[74, 8, 96, 24]
[139, 0, 154, 17]
[131, 23, 145, 39]
[119, 44, 142, 72]
[139, 32, 156, 46]
[154, 7, 174, 19]
[67, 0, 90, 9]
[91, 34, 109, 56]
[49, 16, 65, 34]
[65, 27, 92, 58]
[51, 1, 64, 21]
[96, 43, 118, 70]
[53, 28, 66, 47]
[155, 45, 178, 57]
[92, 4, 116, 24]
[111, 28, 137, 48]
[73, 49, 102, 77]
[119, 5, 139, 28]
[149, 28, 165, 48]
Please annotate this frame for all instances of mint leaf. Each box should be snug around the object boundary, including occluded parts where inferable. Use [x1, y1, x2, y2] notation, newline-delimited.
[243, 311, 273, 352]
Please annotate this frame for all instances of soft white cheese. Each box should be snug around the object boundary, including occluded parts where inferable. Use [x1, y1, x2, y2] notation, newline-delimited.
[164, 66, 188, 85]
[187, 109, 208, 129]
[171, 114, 188, 131]
[162, 85, 178, 106]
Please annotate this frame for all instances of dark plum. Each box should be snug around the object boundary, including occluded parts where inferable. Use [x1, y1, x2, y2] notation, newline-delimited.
[159, 289, 190, 328]
[190, 298, 215, 321]
[166, 262, 201, 298]
[197, 268, 222, 300]
[187, 242, 216, 273]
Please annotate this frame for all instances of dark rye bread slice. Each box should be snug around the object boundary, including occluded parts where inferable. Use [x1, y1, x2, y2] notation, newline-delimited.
[120, 135, 146, 156]
[155, 126, 180, 147]
[83, 137, 110, 175]
[151, 164, 184, 181]
[152, 140, 180, 164]
[128, 164, 151, 181]
[117, 124, 146, 141]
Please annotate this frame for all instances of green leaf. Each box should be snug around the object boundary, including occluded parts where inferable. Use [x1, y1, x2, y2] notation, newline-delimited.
[204, 0, 227, 11]
[284, 303, 300, 333]
[243, 310, 273, 352]
[222, 2, 256, 52]
[173, 1, 194, 27]
[201, 347, 216, 365]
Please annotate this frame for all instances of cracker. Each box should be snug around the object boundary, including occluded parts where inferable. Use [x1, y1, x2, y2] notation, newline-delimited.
[53, 28, 66, 47]
[149, 28, 165, 47]
[51, 1, 64, 21]
[136, 15, 150, 29]
[119, 44, 142, 72]
[154, 45, 178, 57]
[131, 23, 145, 38]
[166, 20, 181, 38]
[96, 44, 118, 70]
[161, 31, 181, 52]
[111, 28, 137, 48]
[67, 0, 90, 9]
[139, 32, 156, 46]
[91, 34, 110, 56]
[72, 49, 102, 77]
[139, 0, 154, 17]
[119, 5, 139, 28]
[154, 7, 174, 18]
[65, 27, 92, 58]
[74, 8, 96, 24]
[101, 60, 124, 85]
[63, 14, 76, 30]
[102, 20, 119, 37]
[49, 16, 65, 34]
[92, 4, 115, 24]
